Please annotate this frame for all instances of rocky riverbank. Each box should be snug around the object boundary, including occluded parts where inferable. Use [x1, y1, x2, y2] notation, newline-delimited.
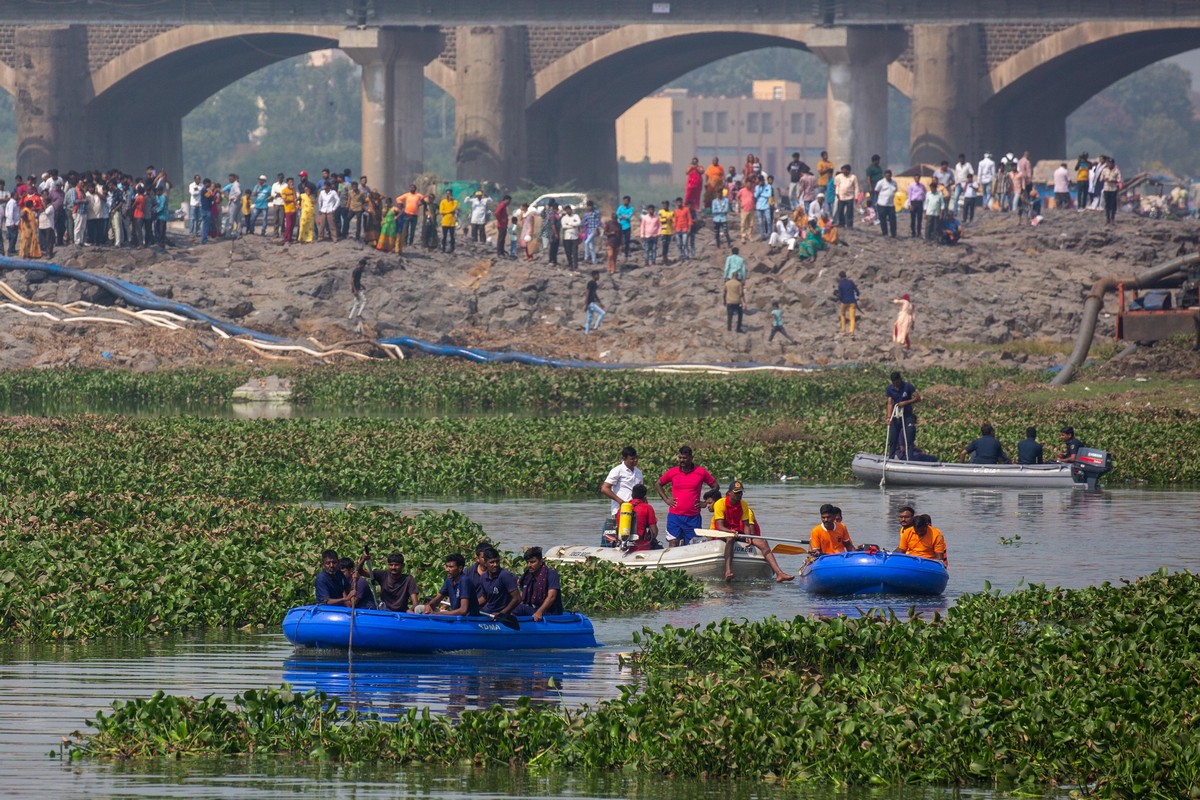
[0, 211, 1197, 373]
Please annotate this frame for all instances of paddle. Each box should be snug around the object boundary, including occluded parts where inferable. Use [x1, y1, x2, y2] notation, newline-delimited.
[488, 612, 521, 631]
[771, 543, 810, 555]
[697, 528, 813, 549]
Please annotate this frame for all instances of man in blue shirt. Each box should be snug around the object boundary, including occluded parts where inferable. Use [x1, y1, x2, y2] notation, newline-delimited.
[475, 547, 521, 616]
[711, 190, 730, 247]
[1056, 426, 1085, 463]
[961, 423, 1011, 464]
[754, 178, 772, 240]
[616, 196, 635, 258]
[1017, 427, 1044, 465]
[250, 176, 271, 236]
[885, 371, 921, 459]
[421, 553, 479, 616]
[836, 271, 859, 336]
[314, 549, 351, 605]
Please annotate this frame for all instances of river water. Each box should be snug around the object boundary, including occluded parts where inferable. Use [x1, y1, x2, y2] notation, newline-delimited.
[4, 482, 1198, 799]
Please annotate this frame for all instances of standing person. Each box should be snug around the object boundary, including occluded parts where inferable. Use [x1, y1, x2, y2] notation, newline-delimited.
[724, 274, 745, 333]
[544, 202, 562, 266]
[896, 514, 947, 565]
[197, 179, 214, 245]
[1099, 157, 1122, 225]
[673, 197, 693, 260]
[349, 258, 367, 331]
[495, 194, 511, 258]
[561, 204, 581, 269]
[737, 180, 756, 243]
[768, 300, 796, 344]
[1017, 427, 1044, 465]
[1053, 163, 1072, 211]
[603, 212, 622, 274]
[833, 164, 859, 229]
[657, 200, 673, 264]
[366, 552, 419, 612]
[809, 504, 854, 555]
[892, 293, 914, 350]
[885, 370, 921, 459]
[816, 151, 834, 207]
[977, 152, 996, 209]
[711, 189, 730, 247]
[875, 169, 898, 238]
[187, 174, 203, 236]
[269, 173, 286, 237]
[600, 446, 644, 546]
[1017, 150, 1033, 191]
[864, 155, 884, 208]
[711, 481, 794, 583]
[1056, 426, 1085, 463]
[347, 180, 365, 241]
[616, 196, 635, 258]
[153, 186, 169, 247]
[724, 246, 746, 281]
[754, 175, 772, 240]
[704, 157, 725, 211]
[438, 189, 458, 253]
[951, 154, 974, 214]
[467, 191, 490, 244]
[375, 203, 398, 253]
[961, 180, 978, 224]
[280, 177, 297, 246]
[584, 270, 605, 334]
[656, 446, 718, 548]
[923, 179, 944, 244]
[5, 193, 19, 255]
[580, 199, 600, 265]
[1075, 154, 1092, 210]
[298, 185, 317, 244]
[906, 178, 926, 239]
[37, 193, 55, 257]
[317, 181, 340, 242]
[640, 204, 659, 266]
[399, 184, 423, 246]
[19, 199, 41, 259]
[250, 176, 270, 235]
[223, 174, 243, 238]
[684, 157, 703, 213]
[836, 271, 859, 336]
[521, 202, 538, 261]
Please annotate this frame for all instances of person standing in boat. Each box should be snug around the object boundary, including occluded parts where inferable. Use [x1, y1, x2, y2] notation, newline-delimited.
[600, 446, 643, 547]
[418, 553, 479, 616]
[885, 371, 921, 459]
[366, 551, 419, 612]
[514, 547, 563, 621]
[657, 445, 719, 547]
[476, 547, 522, 617]
[314, 549, 352, 605]
[711, 481, 794, 583]
[960, 423, 1012, 464]
[896, 514, 947, 566]
[1017, 427, 1044, 465]
[809, 503, 855, 555]
[1056, 426, 1085, 463]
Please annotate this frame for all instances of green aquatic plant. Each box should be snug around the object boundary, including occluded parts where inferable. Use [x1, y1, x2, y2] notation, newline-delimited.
[69, 571, 1200, 797]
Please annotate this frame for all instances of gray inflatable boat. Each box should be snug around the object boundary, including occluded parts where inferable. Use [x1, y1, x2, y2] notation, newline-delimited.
[850, 453, 1077, 488]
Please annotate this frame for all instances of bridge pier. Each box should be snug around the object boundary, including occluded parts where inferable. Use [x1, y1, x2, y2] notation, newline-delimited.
[455, 26, 529, 188]
[15, 26, 88, 177]
[809, 27, 906, 171]
[341, 27, 443, 194]
[910, 25, 982, 165]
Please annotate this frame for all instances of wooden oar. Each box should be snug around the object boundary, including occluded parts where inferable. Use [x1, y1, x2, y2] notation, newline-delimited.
[696, 528, 812, 549]
[770, 543, 810, 555]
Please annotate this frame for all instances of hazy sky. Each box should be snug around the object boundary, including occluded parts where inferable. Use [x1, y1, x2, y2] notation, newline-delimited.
[1169, 50, 1200, 89]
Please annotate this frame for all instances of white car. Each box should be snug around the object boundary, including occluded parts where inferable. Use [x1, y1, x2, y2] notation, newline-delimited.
[528, 192, 589, 215]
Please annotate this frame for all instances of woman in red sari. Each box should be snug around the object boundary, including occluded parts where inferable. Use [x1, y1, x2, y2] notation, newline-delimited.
[684, 158, 703, 213]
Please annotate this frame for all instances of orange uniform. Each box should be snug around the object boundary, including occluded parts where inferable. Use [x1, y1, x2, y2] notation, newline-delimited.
[810, 523, 851, 554]
[899, 525, 947, 562]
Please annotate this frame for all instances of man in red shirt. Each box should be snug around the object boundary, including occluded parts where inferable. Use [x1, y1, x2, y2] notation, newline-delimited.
[495, 194, 511, 258]
[657, 445, 718, 547]
[627, 483, 659, 551]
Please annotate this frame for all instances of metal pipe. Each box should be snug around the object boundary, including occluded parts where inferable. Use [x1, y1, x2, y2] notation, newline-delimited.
[1051, 253, 1199, 386]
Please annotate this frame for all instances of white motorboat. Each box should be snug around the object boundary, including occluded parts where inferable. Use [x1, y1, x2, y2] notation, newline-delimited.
[546, 538, 773, 580]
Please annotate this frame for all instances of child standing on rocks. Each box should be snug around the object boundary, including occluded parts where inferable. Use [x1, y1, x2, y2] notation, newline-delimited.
[768, 301, 796, 343]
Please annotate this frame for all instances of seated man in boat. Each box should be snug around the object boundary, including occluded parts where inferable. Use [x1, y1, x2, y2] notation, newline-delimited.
[366, 551, 419, 612]
[1056, 426, 1085, 463]
[514, 547, 563, 621]
[960, 423, 1011, 464]
[339, 557, 376, 609]
[1017, 427, 1044, 465]
[628, 483, 660, 551]
[809, 503, 855, 555]
[476, 547, 522, 618]
[896, 514, 947, 566]
[418, 553, 478, 616]
[711, 481, 794, 583]
[314, 548, 352, 605]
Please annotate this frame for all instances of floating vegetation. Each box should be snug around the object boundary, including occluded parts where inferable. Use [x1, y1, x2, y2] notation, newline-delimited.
[69, 571, 1200, 797]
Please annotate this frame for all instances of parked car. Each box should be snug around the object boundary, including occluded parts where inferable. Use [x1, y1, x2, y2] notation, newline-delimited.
[528, 192, 589, 215]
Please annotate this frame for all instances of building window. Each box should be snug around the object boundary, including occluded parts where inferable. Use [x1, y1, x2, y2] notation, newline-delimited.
[747, 112, 759, 133]
[805, 112, 816, 134]
[702, 111, 714, 133]
[672, 111, 683, 133]
[773, 86, 783, 100]
[762, 112, 773, 134]
[790, 112, 803, 133]
[716, 111, 728, 133]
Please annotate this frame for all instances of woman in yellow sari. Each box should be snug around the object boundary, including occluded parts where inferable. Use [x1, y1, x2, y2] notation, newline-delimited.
[19, 199, 41, 259]
[298, 185, 316, 243]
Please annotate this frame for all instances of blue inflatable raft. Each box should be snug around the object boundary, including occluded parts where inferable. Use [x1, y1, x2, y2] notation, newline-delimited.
[799, 552, 949, 596]
[282, 605, 599, 653]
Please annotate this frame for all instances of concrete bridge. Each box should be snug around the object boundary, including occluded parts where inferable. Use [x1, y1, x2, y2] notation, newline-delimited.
[5, 20, 1200, 193]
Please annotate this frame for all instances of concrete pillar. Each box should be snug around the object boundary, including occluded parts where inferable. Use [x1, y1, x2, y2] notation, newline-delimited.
[341, 27, 443, 194]
[14, 26, 88, 176]
[454, 26, 529, 188]
[809, 27, 906, 171]
[909, 25, 981, 166]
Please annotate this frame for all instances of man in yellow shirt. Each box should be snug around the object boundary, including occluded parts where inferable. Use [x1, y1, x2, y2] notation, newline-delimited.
[809, 503, 854, 555]
[896, 512, 947, 565]
[438, 189, 458, 253]
[709, 481, 793, 583]
[816, 151, 834, 192]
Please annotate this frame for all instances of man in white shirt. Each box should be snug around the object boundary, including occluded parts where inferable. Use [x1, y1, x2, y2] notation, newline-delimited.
[769, 217, 800, 251]
[467, 191, 491, 243]
[269, 173, 287, 237]
[874, 169, 898, 238]
[1052, 163, 1072, 211]
[600, 447, 644, 547]
[4, 195, 19, 255]
[317, 184, 340, 242]
[952, 155, 974, 216]
[560, 204, 581, 269]
[223, 174, 242, 238]
[977, 152, 996, 210]
[187, 175, 203, 236]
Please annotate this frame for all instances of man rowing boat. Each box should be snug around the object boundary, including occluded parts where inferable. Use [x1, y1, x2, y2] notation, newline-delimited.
[710, 481, 794, 583]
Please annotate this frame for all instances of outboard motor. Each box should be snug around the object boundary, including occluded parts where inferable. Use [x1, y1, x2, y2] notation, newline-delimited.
[1071, 447, 1113, 491]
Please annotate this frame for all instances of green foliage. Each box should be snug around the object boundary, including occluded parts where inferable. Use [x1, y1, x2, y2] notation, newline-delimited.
[0, 368, 248, 412]
[70, 571, 1200, 797]
[0, 491, 700, 642]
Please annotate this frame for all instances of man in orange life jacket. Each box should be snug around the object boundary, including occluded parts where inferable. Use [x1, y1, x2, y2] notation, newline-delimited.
[810, 503, 855, 555]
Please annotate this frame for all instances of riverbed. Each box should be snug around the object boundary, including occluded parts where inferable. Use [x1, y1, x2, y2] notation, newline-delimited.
[3, 483, 1197, 799]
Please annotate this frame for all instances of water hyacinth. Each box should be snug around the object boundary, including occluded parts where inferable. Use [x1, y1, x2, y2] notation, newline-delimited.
[69, 571, 1200, 797]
